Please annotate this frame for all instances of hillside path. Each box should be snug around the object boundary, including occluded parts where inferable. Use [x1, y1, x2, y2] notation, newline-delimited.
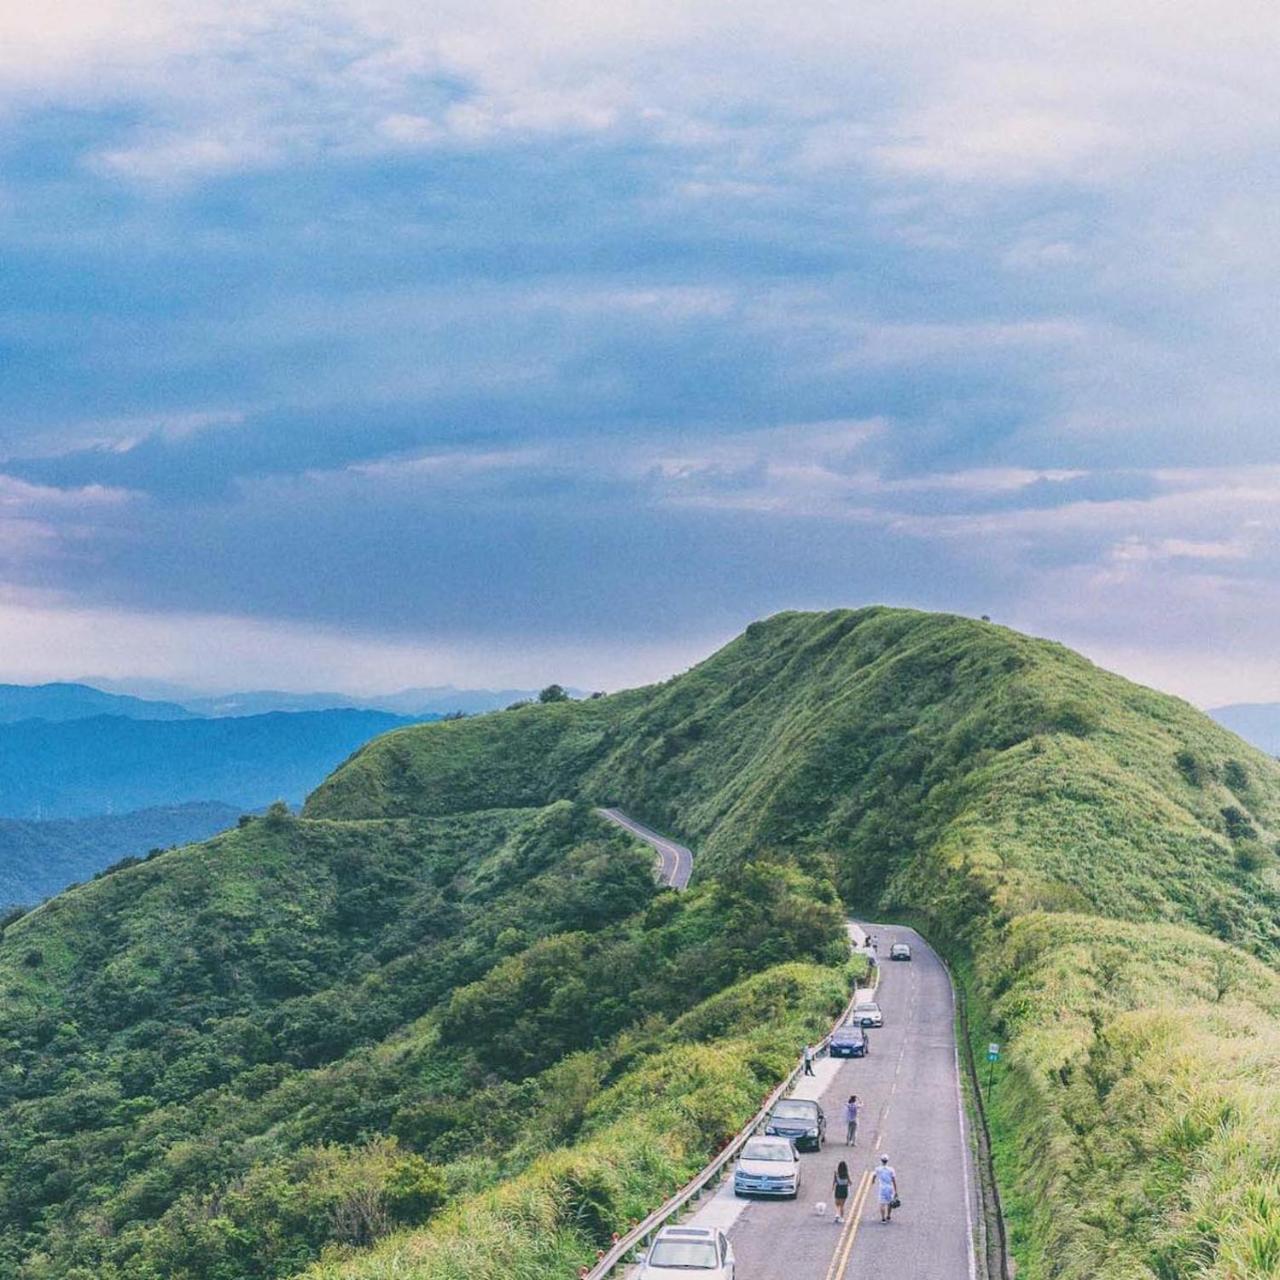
[634, 922, 980, 1280]
[596, 808, 694, 889]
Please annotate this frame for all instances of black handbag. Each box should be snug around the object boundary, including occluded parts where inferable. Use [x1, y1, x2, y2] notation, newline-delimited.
[890, 1196, 902, 1209]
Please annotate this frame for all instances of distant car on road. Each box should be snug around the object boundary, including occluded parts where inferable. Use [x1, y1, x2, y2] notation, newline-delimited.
[890, 943, 912, 961]
[852, 1000, 884, 1028]
[829, 1023, 870, 1057]
[764, 1097, 826, 1150]
[733, 1136, 802, 1199]
[639, 1224, 736, 1276]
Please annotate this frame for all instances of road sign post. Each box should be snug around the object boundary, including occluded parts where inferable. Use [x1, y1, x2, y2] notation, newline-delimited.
[986, 1042, 1000, 1102]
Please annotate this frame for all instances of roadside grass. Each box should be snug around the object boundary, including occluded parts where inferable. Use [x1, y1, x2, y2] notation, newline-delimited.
[303, 962, 851, 1280]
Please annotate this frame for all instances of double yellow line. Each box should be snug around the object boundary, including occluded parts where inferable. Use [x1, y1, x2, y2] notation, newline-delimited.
[823, 1168, 873, 1280]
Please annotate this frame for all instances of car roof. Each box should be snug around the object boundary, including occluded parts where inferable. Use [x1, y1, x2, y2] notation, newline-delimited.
[656, 1225, 717, 1239]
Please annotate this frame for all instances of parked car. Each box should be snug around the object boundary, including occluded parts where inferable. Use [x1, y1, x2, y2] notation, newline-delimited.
[733, 1136, 802, 1199]
[639, 1225, 736, 1276]
[852, 1000, 884, 1028]
[890, 943, 912, 961]
[829, 1022, 869, 1057]
[764, 1097, 826, 1150]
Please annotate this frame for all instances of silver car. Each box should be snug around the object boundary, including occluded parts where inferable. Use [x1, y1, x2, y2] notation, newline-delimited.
[853, 1000, 884, 1027]
[639, 1225, 735, 1278]
[733, 1135, 802, 1198]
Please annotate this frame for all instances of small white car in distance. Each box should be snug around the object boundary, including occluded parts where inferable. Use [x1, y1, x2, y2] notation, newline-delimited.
[852, 1000, 884, 1028]
[733, 1135, 802, 1198]
[639, 1225, 735, 1278]
[889, 942, 912, 961]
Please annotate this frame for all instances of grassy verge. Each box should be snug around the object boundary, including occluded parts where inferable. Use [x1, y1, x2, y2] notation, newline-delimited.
[303, 960, 860, 1279]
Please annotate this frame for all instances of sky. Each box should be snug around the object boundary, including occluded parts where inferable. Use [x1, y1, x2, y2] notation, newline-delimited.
[2, 1, 1279, 703]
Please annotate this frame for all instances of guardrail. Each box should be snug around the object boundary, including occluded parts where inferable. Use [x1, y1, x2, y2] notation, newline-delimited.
[578, 946, 878, 1279]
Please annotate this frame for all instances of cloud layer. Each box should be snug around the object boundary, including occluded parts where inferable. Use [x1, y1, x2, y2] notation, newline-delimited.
[2, 1, 1278, 699]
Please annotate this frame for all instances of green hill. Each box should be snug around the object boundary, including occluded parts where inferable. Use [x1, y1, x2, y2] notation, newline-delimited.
[4, 607, 1280, 1279]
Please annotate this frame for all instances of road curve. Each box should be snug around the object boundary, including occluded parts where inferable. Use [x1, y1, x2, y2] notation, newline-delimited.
[636, 922, 979, 1280]
[596, 808, 694, 889]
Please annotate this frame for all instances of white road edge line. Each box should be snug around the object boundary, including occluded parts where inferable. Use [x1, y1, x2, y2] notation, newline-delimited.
[951, 970, 979, 1280]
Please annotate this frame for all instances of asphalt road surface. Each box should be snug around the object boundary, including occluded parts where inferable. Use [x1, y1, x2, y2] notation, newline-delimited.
[639, 923, 979, 1280]
[597, 808, 694, 889]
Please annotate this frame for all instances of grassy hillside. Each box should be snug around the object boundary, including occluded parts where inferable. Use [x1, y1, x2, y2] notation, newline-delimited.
[7, 606, 1280, 1278]
[0, 797, 846, 1277]
[310, 607, 1280, 1278]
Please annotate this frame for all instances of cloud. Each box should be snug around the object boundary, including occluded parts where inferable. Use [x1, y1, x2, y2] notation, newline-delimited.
[1, 0, 1280, 701]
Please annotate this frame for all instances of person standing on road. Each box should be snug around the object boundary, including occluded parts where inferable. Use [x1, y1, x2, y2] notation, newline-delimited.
[832, 1160, 851, 1224]
[875, 1153, 898, 1222]
[802, 1043, 815, 1076]
[844, 1095, 860, 1145]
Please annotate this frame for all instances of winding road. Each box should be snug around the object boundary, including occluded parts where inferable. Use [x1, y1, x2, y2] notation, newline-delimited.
[601, 813, 980, 1279]
[597, 808, 694, 889]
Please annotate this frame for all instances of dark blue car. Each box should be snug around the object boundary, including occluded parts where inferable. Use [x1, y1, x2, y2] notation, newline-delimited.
[828, 1024, 869, 1058]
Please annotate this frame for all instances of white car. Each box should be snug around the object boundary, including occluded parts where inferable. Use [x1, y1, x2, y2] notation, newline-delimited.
[890, 943, 912, 961]
[852, 1000, 883, 1028]
[733, 1134, 803, 1198]
[639, 1225, 735, 1278]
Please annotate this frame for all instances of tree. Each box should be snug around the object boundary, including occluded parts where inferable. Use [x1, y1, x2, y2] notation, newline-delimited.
[538, 684, 570, 703]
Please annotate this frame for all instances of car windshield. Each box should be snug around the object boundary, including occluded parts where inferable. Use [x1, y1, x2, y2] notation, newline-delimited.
[855, 1003, 880, 1014]
[649, 1239, 719, 1267]
[833, 1026, 862, 1039]
[743, 1138, 793, 1162]
[772, 1101, 816, 1118]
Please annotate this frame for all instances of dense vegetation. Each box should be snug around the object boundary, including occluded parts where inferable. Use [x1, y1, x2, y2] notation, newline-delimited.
[7, 606, 1280, 1278]
[0, 796, 845, 1277]
[0, 802, 241, 906]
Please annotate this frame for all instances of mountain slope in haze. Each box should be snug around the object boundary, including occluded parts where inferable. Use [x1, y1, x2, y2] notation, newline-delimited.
[181, 687, 554, 717]
[0, 709, 421, 819]
[1210, 701, 1280, 755]
[0, 682, 196, 724]
[0, 801, 242, 905]
[6, 608, 1280, 1280]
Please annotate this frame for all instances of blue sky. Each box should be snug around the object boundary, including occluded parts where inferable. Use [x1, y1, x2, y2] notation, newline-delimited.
[2, 0, 1278, 701]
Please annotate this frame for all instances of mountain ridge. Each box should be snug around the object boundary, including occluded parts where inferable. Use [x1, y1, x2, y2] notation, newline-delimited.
[4, 607, 1280, 1279]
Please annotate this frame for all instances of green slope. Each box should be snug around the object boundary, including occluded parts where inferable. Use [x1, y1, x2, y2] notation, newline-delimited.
[5, 607, 1280, 1279]
[309, 607, 1280, 1278]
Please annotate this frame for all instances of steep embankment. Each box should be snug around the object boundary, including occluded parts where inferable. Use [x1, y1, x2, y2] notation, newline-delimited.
[310, 607, 1280, 1278]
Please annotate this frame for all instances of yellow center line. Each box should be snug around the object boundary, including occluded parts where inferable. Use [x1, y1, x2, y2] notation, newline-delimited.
[823, 1170, 872, 1280]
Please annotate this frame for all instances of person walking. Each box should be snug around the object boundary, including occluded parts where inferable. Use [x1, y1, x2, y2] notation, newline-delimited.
[875, 1153, 898, 1222]
[844, 1094, 860, 1145]
[832, 1160, 852, 1224]
[802, 1043, 815, 1076]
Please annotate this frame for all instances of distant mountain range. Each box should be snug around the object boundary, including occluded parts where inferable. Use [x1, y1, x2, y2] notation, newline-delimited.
[0, 801, 241, 905]
[1209, 703, 1280, 756]
[77, 678, 559, 718]
[0, 682, 195, 723]
[0, 708, 420, 820]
